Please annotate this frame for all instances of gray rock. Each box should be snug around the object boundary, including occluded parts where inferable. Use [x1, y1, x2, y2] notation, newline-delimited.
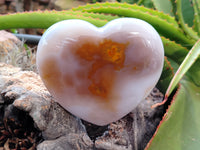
[0, 63, 93, 150]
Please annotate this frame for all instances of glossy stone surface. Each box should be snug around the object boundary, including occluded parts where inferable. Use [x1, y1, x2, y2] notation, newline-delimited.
[36, 18, 164, 126]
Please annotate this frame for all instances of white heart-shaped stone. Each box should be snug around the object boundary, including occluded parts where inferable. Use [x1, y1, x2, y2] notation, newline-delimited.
[36, 18, 164, 126]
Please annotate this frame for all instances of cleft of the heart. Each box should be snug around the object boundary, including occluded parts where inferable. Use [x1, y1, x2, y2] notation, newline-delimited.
[36, 18, 164, 126]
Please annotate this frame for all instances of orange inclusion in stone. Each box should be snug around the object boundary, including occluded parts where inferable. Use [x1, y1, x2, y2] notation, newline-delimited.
[40, 57, 63, 94]
[75, 39, 129, 99]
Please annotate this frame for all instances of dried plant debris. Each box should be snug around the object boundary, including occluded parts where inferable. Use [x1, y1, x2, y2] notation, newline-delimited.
[0, 30, 36, 72]
[0, 104, 43, 149]
[0, 63, 165, 150]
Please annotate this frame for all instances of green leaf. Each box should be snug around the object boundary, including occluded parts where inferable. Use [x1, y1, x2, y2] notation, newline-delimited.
[73, 2, 196, 46]
[121, 0, 137, 4]
[171, 0, 177, 18]
[161, 36, 189, 64]
[0, 10, 111, 29]
[165, 40, 200, 97]
[152, 0, 174, 16]
[176, 0, 199, 40]
[187, 57, 200, 86]
[146, 79, 200, 150]
[146, 40, 200, 150]
[73, 2, 178, 27]
[161, 37, 200, 87]
[156, 57, 174, 94]
[140, 0, 154, 8]
[192, 0, 200, 35]
[181, 0, 194, 27]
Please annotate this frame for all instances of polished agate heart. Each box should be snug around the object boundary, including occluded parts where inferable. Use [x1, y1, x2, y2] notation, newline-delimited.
[36, 18, 164, 126]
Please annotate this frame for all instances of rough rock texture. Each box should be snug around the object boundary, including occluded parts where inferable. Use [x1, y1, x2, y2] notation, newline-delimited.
[0, 63, 164, 150]
[0, 30, 20, 63]
[0, 63, 93, 150]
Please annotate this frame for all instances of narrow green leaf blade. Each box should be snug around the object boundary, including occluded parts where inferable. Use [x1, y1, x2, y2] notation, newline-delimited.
[165, 39, 200, 97]
[162, 36, 200, 86]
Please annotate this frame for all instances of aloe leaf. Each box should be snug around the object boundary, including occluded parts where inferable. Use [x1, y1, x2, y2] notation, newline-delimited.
[156, 37, 188, 94]
[146, 79, 200, 150]
[149, 40, 200, 149]
[137, 0, 144, 5]
[151, 0, 174, 16]
[171, 0, 177, 18]
[165, 39, 200, 98]
[73, 2, 179, 27]
[73, 3, 196, 46]
[139, 0, 154, 8]
[0, 3, 195, 46]
[156, 57, 174, 94]
[161, 36, 189, 65]
[120, 0, 134, 4]
[187, 57, 200, 86]
[192, 0, 200, 35]
[162, 37, 200, 87]
[0, 10, 114, 29]
[180, 0, 194, 27]
[176, 0, 199, 40]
